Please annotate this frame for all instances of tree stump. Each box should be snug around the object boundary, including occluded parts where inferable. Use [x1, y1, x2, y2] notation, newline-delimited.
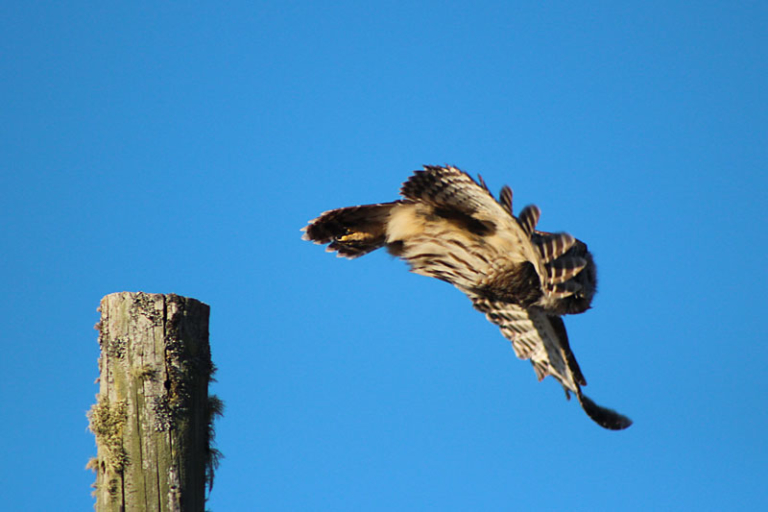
[88, 292, 222, 512]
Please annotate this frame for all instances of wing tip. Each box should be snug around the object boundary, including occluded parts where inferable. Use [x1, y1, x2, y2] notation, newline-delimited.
[578, 393, 633, 430]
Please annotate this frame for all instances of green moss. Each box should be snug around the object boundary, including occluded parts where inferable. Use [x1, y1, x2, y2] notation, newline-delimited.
[205, 394, 225, 493]
[106, 336, 127, 359]
[87, 396, 128, 472]
[130, 364, 156, 381]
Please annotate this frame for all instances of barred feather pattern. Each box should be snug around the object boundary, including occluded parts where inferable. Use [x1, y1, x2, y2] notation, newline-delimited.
[397, 230, 494, 290]
[470, 298, 582, 390]
[499, 185, 513, 214]
[302, 165, 631, 430]
[400, 166, 512, 223]
[517, 205, 541, 236]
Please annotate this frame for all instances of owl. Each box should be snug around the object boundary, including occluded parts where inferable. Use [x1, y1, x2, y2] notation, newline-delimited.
[302, 165, 631, 430]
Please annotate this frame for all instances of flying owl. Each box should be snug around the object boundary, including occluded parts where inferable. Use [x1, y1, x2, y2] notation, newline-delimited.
[302, 165, 631, 430]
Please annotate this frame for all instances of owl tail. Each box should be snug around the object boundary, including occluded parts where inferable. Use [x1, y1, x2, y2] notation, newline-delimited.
[302, 202, 398, 259]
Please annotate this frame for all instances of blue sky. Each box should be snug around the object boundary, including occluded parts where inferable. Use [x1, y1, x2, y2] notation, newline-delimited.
[1, 1, 766, 510]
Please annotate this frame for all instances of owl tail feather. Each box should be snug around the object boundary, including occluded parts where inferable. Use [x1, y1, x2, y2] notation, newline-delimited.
[577, 392, 633, 430]
[302, 202, 399, 259]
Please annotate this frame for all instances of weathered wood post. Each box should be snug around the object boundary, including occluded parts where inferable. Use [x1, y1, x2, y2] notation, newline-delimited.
[88, 292, 222, 511]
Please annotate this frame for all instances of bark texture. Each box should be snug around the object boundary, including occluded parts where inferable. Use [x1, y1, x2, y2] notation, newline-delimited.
[88, 292, 222, 512]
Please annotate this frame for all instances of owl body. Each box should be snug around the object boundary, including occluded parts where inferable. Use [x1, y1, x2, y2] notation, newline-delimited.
[303, 165, 630, 430]
[385, 201, 536, 297]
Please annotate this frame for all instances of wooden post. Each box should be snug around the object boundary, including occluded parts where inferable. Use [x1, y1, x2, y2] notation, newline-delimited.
[88, 292, 223, 512]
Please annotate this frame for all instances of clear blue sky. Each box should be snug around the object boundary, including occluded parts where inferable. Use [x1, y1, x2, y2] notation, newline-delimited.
[1, 1, 766, 510]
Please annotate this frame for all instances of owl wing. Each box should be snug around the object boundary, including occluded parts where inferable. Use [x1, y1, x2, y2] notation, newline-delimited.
[398, 165, 547, 278]
[470, 297, 583, 391]
[400, 165, 512, 221]
[470, 295, 632, 430]
[400, 165, 544, 239]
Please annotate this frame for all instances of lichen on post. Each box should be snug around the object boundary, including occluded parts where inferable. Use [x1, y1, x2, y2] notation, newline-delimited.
[88, 292, 222, 512]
